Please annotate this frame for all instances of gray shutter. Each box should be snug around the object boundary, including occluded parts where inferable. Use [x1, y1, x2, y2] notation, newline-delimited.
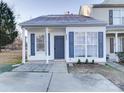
[122, 38, 124, 52]
[48, 33, 50, 56]
[31, 33, 35, 56]
[109, 10, 113, 25]
[110, 38, 114, 53]
[98, 32, 104, 58]
[69, 32, 74, 58]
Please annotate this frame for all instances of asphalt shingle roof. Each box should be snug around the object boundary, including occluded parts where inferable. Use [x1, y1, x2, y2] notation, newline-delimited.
[20, 15, 106, 27]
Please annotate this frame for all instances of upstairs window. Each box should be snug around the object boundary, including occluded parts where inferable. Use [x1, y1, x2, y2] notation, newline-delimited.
[113, 9, 124, 25]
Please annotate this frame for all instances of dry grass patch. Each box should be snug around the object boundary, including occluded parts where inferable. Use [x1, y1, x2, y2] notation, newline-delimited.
[0, 50, 22, 64]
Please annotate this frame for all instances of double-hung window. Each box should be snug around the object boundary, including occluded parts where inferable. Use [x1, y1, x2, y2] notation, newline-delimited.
[74, 32, 85, 57]
[87, 32, 97, 57]
[36, 34, 45, 52]
[113, 9, 124, 25]
[74, 32, 98, 58]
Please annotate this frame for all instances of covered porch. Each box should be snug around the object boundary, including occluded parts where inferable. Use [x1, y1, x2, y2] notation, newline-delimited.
[22, 27, 66, 64]
[106, 31, 124, 62]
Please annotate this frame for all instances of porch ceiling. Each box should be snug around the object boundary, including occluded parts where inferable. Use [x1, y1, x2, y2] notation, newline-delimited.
[106, 25, 124, 31]
[106, 33, 124, 37]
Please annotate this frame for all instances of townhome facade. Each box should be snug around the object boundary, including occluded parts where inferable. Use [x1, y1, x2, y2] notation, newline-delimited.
[80, 0, 124, 62]
[20, 15, 106, 64]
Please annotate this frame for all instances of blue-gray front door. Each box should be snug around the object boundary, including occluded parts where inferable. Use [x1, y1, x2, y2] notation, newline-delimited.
[54, 36, 65, 59]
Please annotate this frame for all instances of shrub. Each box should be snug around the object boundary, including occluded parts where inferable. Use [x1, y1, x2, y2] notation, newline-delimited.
[77, 59, 81, 64]
[85, 59, 88, 64]
[116, 52, 124, 62]
[106, 54, 109, 61]
[92, 60, 95, 64]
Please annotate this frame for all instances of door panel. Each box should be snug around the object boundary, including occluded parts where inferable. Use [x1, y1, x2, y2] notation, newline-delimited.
[54, 36, 65, 59]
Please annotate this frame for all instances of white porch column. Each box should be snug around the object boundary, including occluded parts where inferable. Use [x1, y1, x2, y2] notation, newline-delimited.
[22, 28, 26, 64]
[46, 27, 49, 64]
[115, 32, 118, 53]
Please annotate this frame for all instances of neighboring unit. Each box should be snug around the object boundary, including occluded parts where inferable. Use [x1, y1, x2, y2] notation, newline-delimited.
[80, 0, 124, 62]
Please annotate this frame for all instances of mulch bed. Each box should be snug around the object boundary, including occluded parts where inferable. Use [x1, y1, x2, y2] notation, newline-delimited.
[118, 62, 124, 66]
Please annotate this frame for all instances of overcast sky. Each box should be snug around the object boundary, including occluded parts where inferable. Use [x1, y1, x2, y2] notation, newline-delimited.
[3, 0, 104, 23]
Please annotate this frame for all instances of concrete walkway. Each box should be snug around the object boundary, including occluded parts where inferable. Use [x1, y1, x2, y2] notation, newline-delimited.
[0, 72, 51, 92]
[48, 73, 121, 92]
[0, 62, 122, 92]
[106, 62, 124, 73]
[12, 62, 68, 73]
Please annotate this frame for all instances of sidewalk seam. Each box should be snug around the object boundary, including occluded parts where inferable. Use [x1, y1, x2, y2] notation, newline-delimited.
[46, 72, 53, 92]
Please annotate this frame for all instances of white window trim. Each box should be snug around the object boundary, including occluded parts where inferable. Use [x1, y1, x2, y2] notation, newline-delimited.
[74, 31, 98, 58]
[113, 9, 124, 25]
[87, 32, 98, 58]
[35, 33, 45, 54]
[74, 32, 86, 58]
[85, 32, 87, 58]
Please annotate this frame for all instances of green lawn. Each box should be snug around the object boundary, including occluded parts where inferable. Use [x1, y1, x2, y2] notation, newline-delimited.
[0, 59, 22, 74]
[0, 50, 22, 73]
[0, 64, 14, 73]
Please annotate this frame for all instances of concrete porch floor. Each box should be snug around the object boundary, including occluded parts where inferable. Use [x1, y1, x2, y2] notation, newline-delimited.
[0, 62, 122, 92]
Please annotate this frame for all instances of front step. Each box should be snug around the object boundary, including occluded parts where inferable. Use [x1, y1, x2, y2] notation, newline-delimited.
[54, 59, 66, 63]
